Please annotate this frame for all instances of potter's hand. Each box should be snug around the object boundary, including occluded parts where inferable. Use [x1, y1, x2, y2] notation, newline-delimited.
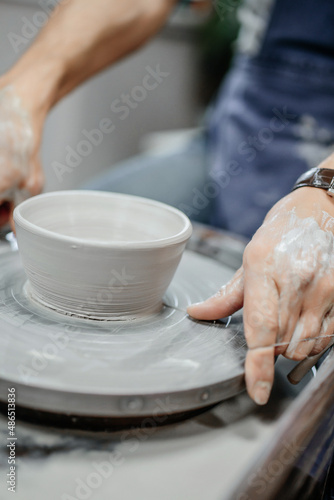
[188, 168, 334, 405]
[0, 0, 177, 229]
[0, 84, 44, 228]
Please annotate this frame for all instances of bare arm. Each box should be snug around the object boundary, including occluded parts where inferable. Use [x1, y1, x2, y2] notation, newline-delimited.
[0, 0, 177, 225]
[1, 0, 177, 112]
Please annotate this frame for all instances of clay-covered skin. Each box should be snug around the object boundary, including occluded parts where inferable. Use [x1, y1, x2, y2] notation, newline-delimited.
[188, 183, 334, 406]
[0, 0, 178, 227]
[0, 85, 43, 227]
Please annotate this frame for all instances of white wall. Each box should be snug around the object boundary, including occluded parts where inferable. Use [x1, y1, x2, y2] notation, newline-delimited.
[0, 1, 205, 192]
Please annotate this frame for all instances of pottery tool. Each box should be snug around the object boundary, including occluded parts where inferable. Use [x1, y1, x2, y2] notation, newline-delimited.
[216, 310, 334, 387]
[287, 339, 334, 384]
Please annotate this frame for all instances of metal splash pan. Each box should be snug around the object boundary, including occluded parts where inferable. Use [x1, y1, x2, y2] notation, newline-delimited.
[0, 247, 246, 419]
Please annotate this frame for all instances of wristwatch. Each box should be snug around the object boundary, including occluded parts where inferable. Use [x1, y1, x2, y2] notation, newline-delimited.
[292, 167, 334, 198]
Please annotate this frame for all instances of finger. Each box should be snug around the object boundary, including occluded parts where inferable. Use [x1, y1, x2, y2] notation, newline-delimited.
[9, 156, 44, 234]
[243, 271, 279, 405]
[187, 267, 244, 320]
[276, 279, 304, 354]
[19, 155, 44, 197]
[312, 308, 334, 354]
[285, 279, 334, 359]
[245, 347, 275, 406]
[284, 313, 321, 360]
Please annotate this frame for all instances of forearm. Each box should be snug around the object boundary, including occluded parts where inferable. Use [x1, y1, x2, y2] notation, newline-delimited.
[1, 0, 176, 114]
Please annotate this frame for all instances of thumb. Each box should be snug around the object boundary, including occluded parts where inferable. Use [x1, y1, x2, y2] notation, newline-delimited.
[20, 155, 44, 198]
[187, 267, 244, 320]
[2, 156, 44, 232]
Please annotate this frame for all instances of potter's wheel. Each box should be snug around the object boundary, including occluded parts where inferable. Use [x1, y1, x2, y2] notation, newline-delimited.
[0, 247, 246, 420]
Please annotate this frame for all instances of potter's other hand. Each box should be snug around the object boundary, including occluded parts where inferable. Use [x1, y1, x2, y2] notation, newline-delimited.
[188, 168, 334, 405]
[0, 83, 44, 228]
[0, 0, 179, 228]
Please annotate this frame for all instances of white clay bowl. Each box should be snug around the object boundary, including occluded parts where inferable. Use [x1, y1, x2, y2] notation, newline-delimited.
[14, 191, 192, 320]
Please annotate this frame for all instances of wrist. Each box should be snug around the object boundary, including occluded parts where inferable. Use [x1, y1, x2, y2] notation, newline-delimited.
[287, 155, 334, 221]
[268, 186, 334, 227]
[0, 50, 66, 117]
[318, 153, 334, 171]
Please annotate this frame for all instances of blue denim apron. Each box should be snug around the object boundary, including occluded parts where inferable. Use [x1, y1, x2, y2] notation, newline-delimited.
[209, 0, 334, 239]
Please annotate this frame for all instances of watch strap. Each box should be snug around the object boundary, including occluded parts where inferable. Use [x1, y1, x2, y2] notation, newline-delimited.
[292, 167, 334, 197]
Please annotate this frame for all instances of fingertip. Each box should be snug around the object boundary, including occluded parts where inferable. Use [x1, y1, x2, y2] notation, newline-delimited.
[187, 271, 244, 320]
[187, 300, 213, 320]
[187, 298, 229, 320]
[21, 157, 44, 197]
[245, 348, 275, 406]
[252, 381, 271, 406]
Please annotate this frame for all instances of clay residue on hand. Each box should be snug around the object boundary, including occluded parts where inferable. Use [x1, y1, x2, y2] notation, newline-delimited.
[0, 85, 34, 205]
[268, 210, 334, 357]
[272, 211, 334, 286]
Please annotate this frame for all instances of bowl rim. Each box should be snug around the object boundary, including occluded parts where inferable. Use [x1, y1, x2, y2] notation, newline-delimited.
[13, 191, 193, 249]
